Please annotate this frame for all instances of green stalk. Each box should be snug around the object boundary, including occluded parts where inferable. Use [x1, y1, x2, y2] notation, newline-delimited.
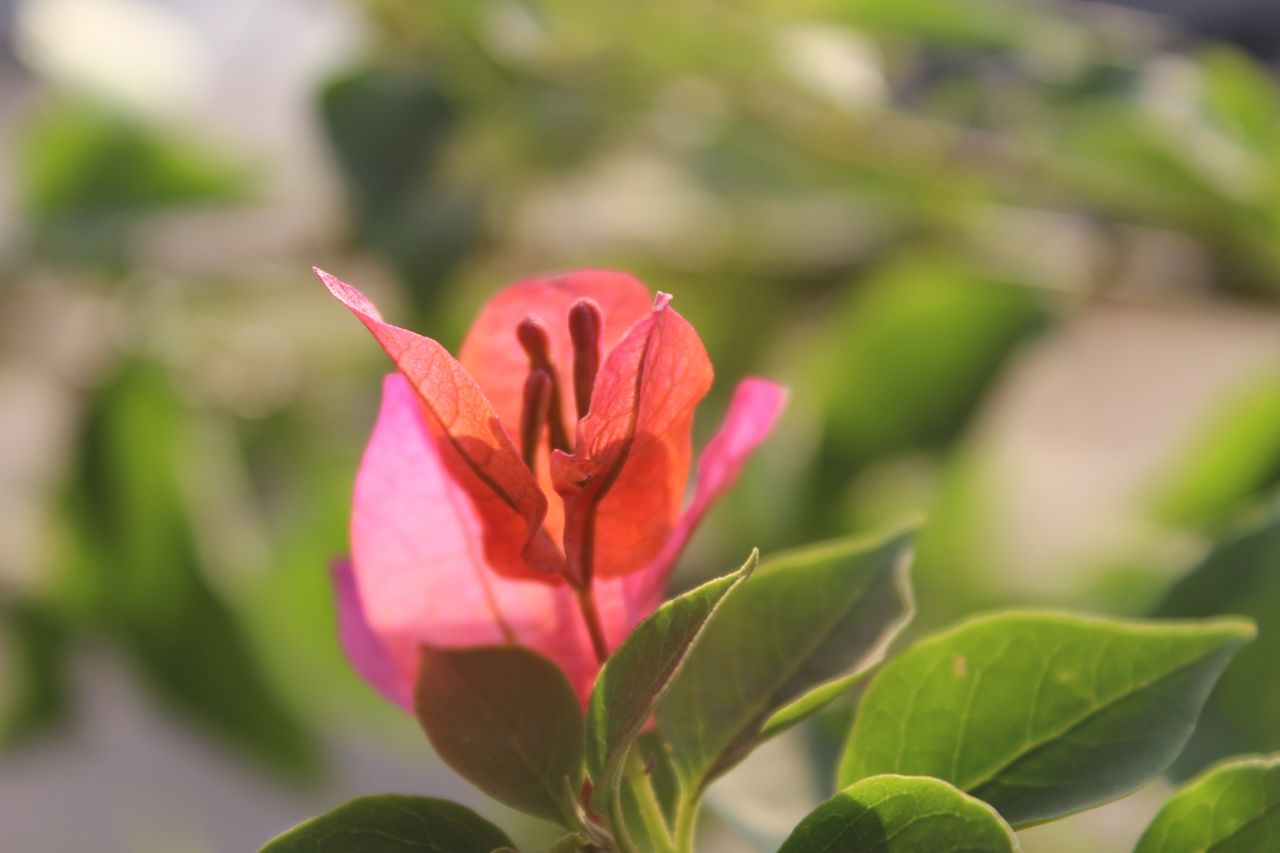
[622, 750, 676, 853]
[672, 793, 700, 853]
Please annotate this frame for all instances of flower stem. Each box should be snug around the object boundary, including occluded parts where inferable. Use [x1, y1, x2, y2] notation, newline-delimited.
[624, 751, 676, 853]
[672, 794, 700, 853]
[575, 585, 610, 664]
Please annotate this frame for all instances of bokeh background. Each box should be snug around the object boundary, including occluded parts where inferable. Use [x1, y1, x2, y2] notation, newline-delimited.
[3, 0, 1280, 850]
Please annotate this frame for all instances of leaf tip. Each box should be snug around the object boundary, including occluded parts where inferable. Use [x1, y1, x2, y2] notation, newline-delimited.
[1213, 615, 1258, 643]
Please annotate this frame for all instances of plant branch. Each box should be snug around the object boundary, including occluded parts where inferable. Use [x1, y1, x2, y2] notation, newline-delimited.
[672, 792, 700, 853]
[623, 750, 676, 853]
[575, 585, 610, 664]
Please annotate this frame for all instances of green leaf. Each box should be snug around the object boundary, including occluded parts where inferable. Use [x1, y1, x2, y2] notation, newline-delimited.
[758, 675, 865, 741]
[1135, 754, 1280, 853]
[658, 528, 915, 795]
[415, 645, 585, 824]
[1153, 517, 1280, 778]
[839, 611, 1254, 827]
[586, 551, 756, 811]
[778, 774, 1021, 853]
[260, 794, 512, 852]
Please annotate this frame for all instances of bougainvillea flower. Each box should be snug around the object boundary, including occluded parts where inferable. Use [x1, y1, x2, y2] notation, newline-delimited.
[320, 268, 786, 704]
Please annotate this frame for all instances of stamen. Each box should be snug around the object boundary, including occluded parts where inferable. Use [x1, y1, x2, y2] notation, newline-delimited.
[519, 370, 552, 469]
[568, 299, 602, 420]
[516, 318, 572, 452]
[516, 317, 552, 364]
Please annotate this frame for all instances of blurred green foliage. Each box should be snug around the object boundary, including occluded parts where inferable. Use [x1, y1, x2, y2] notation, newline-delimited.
[0, 598, 70, 748]
[339, 0, 1280, 297]
[320, 67, 483, 311]
[1150, 370, 1280, 530]
[817, 259, 1046, 463]
[806, 257, 1047, 543]
[56, 362, 320, 779]
[7, 0, 1280, 848]
[17, 99, 248, 267]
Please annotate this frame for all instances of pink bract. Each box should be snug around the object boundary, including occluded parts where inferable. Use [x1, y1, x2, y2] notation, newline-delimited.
[321, 268, 786, 704]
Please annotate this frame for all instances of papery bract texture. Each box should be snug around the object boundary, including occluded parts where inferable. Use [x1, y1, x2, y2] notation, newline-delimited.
[321, 268, 786, 704]
[320, 270, 563, 580]
[552, 294, 714, 584]
[340, 374, 662, 703]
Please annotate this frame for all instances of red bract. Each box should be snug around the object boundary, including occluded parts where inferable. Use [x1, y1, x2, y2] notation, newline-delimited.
[321, 269, 786, 705]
